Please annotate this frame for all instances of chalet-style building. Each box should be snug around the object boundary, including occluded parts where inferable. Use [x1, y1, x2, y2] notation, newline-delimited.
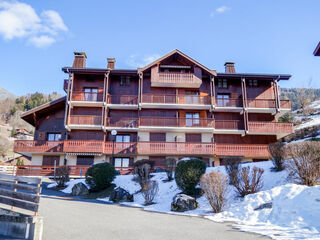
[14, 49, 293, 171]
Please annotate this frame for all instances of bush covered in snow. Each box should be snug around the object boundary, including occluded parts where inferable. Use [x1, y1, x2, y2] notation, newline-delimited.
[85, 162, 116, 191]
[175, 158, 206, 195]
[200, 171, 228, 213]
[286, 141, 320, 186]
[233, 166, 264, 197]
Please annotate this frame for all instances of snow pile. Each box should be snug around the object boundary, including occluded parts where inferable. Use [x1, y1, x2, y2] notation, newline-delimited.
[54, 161, 320, 239]
[208, 184, 320, 239]
[47, 179, 89, 194]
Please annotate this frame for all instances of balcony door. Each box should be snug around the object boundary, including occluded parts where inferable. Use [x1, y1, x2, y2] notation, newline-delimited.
[217, 94, 230, 107]
[84, 88, 98, 101]
[186, 112, 200, 126]
[185, 91, 199, 104]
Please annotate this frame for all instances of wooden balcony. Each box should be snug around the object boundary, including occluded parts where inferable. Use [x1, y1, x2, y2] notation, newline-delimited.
[142, 94, 211, 105]
[105, 118, 139, 129]
[280, 100, 291, 109]
[139, 117, 215, 128]
[215, 98, 243, 108]
[69, 115, 102, 126]
[137, 142, 214, 155]
[215, 144, 270, 157]
[151, 72, 202, 88]
[248, 121, 294, 134]
[14, 141, 63, 153]
[247, 99, 276, 108]
[104, 142, 137, 155]
[15, 165, 90, 177]
[71, 91, 104, 102]
[107, 95, 138, 105]
[215, 120, 244, 130]
[63, 140, 105, 153]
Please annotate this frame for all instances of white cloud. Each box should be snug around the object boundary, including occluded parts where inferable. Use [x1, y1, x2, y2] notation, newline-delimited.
[210, 6, 230, 17]
[28, 35, 55, 48]
[127, 54, 161, 68]
[0, 1, 68, 47]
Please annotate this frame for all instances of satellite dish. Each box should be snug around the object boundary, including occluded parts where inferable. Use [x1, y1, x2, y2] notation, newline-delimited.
[111, 130, 117, 136]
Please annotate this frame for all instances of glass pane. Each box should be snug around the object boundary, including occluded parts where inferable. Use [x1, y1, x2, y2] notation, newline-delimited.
[47, 134, 55, 141]
[122, 158, 129, 167]
[84, 88, 91, 93]
[91, 89, 98, 93]
[116, 135, 123, 142]
[114, 158, 122, 167]
[55, 134, 62, 141]
[123, 135, 130, 142]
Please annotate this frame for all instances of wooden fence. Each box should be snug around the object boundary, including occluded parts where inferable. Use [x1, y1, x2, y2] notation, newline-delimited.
[0, 174, 41, 215]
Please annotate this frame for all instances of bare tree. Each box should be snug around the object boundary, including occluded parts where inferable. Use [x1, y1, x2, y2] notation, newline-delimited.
[286, 141, 320, 186]
[165, 158, 176, 181]
[200, 171, 228, 213]
[233, 167, 264, 197]
[224, 158, 241, 185]
[268, 142, 286, 171]
[141, 180, 159, 205]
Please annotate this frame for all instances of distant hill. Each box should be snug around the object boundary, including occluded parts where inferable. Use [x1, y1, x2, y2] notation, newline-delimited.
[0, 86, 15, 100]
[281, 88, 320, 110]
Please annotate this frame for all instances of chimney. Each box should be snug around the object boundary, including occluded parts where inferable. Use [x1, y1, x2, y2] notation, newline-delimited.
[107, 58, 116, 69]
[72, 52, 87, 68]
[224, 62, 236, 73]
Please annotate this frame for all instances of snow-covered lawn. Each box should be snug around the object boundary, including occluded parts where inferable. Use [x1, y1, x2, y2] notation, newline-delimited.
[49, 161, 320, 240]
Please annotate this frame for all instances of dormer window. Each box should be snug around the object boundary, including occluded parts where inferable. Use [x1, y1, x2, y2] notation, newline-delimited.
[120, 76, 130, 86]
[218, 79, 228, 88]
[248, 79, 258, 87]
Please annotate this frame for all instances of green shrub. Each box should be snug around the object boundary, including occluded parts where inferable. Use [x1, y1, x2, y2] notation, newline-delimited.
[175, 159, 206, 195]
[85, 162, 116, 192]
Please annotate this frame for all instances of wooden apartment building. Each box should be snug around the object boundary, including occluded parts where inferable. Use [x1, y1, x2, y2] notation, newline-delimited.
[14, 49, 293, 171]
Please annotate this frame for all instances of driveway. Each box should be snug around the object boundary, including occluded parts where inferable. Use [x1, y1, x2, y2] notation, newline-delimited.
[39, 182, 269, 240]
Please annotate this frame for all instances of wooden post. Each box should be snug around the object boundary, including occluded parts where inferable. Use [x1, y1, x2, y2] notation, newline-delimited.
[64, 73, 72, 128]
[210, 75, 215, 109]
[104, 71, 110, 129]
[67, 73, 74, 126]
[241, 78, 248, 133]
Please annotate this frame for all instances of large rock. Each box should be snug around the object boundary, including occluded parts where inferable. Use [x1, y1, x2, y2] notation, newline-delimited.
[110, 187, 134, 203]
[254, 202, 272, 211]
[71, 182, 89, 196]
[171, 194, 198, 212]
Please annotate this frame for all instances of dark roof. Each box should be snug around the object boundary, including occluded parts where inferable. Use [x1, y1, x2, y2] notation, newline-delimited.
[62, 67, 137, 74]
[314, 42, 320, 56]
[21, 96, 66, 126]
[216, 73, 291, 81]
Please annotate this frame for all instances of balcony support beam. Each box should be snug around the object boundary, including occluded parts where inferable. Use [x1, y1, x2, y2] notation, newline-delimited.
[241, 78, 249, 134]
[210, 75, 215, 111]
[66, 73, 74, 128]
[273, 77, 281, 113]
[103, 71, 110, 131]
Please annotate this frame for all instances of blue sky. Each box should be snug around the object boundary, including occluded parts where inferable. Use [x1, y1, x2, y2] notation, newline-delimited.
[0, 0, 320, 96]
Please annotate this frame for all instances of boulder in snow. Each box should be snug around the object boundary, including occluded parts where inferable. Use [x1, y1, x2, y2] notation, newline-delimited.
[171, 194, 198, 212]
[110, 187, 134, 203]
[254, 202, 273, 211]
[71, 182, 89, 196]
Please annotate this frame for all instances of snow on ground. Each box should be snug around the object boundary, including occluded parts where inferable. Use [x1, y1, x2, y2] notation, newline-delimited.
[52, 161, 320, 239]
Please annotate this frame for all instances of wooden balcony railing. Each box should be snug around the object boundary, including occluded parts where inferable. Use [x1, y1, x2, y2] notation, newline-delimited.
[137, 142, 214, 155]
[248, 121, 294, 134]
[71, 91, 104, 102]
[151, 72, 202, 88]
[280, 100, 291, 109]
[215, 120, 244, 130]
[216, 98, 243, 107]
[142, 94, 211, 105]
[139, 117, 215, 128]
[104, 142, 137, 154]
[107, 95, 138, 105]
[106, 118, 139, 128]
[15, 165, 90, 177]
[14, 141, 63, 153]
[69, 115, 102, 126]
[63, 140, 105, 153]
[215, 144, 270, 157]
[247, 99, 276, 108]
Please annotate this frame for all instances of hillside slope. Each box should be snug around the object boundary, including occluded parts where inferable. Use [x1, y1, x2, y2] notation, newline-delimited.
[0, 86, 15, 100]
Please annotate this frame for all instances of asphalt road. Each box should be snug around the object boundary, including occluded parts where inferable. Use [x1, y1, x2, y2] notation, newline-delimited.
[38, 183, 270, 240]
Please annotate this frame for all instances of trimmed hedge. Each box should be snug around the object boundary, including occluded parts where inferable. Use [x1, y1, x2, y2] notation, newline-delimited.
[85, 162, 116, 192]
[175, 159, 207, 195]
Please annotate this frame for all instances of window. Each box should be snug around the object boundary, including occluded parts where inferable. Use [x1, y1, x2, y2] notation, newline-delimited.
[186, 112, 200, 126]
[76, 156, 94, 165]
[114, 158, 130, 168]
[47, 133, 62, 141]
[217, 94, 230, 107]
[115, 135, 130, 142]
[248, 79, 258, 87]
[218, 79, 228, 88]
[120, 76, 130, 86]
[83, 88, 98, 101]
[43, 156, 59, 166]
